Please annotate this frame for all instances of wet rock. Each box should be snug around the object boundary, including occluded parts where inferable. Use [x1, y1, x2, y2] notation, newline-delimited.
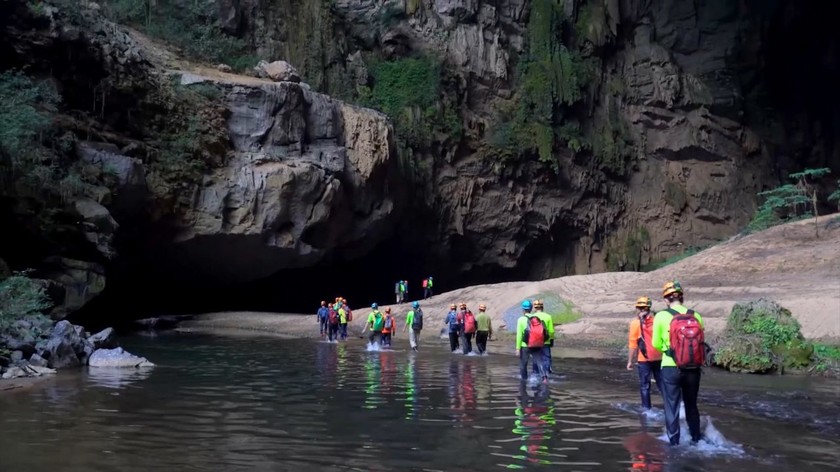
[10, 351, 23, 363]
[255, 60, 301, 82]
[89, 348, 154, 368]
[714, 299, 814, 374]
[40, 257, 106, 317]
[29, 353, 48, 367]
[133, 316, 184, 331]
[2, 366, 26, 379]
[87, 327, 116, 349]
[44, 337, 81, 369]
[73, 199, 119, 258]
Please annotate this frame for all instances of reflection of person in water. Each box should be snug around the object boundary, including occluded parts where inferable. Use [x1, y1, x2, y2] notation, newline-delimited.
[379, 351, 396, 394]
[446, 359, 478, 424]
[504, 383, 555, 467]
[622, 423, 666, 472]
[362, 354, 381, 410]
[402, 354, 418, 420]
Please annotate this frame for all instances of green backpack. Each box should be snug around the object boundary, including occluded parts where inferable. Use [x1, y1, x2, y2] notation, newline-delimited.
[372, 312, 385, 331]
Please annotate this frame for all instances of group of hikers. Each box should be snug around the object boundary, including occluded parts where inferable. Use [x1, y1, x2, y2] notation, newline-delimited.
[394, 277, 434, 304]
[316, 278, 706, 447]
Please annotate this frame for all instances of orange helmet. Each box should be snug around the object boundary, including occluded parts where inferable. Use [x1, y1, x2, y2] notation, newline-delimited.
[385, 307, 391, 313]
[662, 281, 683, 298]
[321, 300, 326, 306]
[478, 303, 487, 311]
[635, 296, 652, 308]
[533, 299, 544, 309]
[459, 302, 467, 309]
[450, 303, 457, 310]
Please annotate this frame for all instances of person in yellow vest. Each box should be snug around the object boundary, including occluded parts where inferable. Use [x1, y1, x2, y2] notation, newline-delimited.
[475, 304, 492, 354]
[361, 303, 385, 346]
[532, 300, 555, 375]
[627, 296, 663, 410]
[652, 280, 705, 446]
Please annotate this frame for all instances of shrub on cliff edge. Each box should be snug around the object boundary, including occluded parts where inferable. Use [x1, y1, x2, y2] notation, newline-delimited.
[0, 272, 53, 342]
[714, 298, 813, 373]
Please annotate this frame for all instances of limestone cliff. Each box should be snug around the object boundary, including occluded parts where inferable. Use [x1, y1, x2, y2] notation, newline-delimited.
[219, 0, 839, 279]
[0, 0, 399, 314]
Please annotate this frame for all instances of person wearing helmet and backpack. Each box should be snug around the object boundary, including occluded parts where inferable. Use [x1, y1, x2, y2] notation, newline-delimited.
[444, 303, 461, 352]
[475, 304, 492, 354]
[362, 303, 385, 346]
[461, 303, 477, 354]
[627, 296, 664, 410]
[652, 281, 705, 446]
[404, 301, 424, 351]
[532, 300, 555, 375]
[382, 307, 395, 347]
[317, 301, 330, 337]
[515, 300, 547, 382]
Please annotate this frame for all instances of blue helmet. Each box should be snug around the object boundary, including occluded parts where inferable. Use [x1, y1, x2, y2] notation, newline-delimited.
[412, 301, 420, 309]
[521, 300, 533, 311]
[371, 303, 378, 309]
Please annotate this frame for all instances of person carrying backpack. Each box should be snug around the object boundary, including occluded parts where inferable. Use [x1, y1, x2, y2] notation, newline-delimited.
[327, 305, 340, 341]
[652, 281, 705, 446]
[317, 301, 330, 337]
[404, 301, 423, 351]
[423, 276, 434, 299]
[339, 300, 351, 341]
[532, 300, 555, 374]
[382, 307, 395, 347]
[461, 303, 476, 354]
[627, 296, 664, 410]
[515, 300, 547, 382]
[362, 303, 385, 346]
[444, 303, 461, 352]
[475, 303, 492, 354]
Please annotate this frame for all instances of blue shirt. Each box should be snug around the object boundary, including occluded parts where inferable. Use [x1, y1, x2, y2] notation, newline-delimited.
[317, 307, 329, 320]
[444, 310, 461, 333]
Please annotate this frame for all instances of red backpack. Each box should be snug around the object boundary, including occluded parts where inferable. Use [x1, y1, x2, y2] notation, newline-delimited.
[345, 308, 353, 322]
[328, 309, 339, 325]
[525, 316, 547, 348]
[668, 309, 705, 368]
[464, 311, 477, 334]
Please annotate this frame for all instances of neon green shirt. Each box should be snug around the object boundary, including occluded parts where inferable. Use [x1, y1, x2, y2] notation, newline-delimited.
[367, 311, 384, 331]
[652, 304, 704, 368]
[339, 308, 347, 323]
[515, 315, 530, 348]
[405, 310, 415, 327]
[533, 310, 554, 344]
[477, 311, 492, 332]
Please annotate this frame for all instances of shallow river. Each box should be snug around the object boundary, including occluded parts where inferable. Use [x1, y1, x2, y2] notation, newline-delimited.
[1, 333, 838, 471]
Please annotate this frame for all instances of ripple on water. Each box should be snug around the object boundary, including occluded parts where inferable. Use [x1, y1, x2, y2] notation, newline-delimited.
[0, 334, 838, 471]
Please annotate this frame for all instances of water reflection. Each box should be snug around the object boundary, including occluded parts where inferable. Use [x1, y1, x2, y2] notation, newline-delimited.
[86, 366, 154, 389]
[0, 334, 838, 472]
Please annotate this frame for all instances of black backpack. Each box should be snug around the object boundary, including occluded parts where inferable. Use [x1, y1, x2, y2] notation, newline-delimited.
[412, 309, 424, 330]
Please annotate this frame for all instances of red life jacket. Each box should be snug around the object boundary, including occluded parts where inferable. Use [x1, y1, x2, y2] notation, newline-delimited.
[328, 309, 339, 325]
[422, 279, 428, 288]
[668, 309, 705, 368]
[525, 316, 547, 348]
[345, 309, 353, 322]
[463, 311, 477, 334]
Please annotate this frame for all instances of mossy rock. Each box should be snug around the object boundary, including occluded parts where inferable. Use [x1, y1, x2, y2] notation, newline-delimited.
[713, 298, 812, 374]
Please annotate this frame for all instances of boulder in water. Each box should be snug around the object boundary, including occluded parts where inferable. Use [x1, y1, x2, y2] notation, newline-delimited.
[713, 298, 813, 374]
[29, 353, 48, 367]
[44, 337, 81, 369]
[88, 347, 154, 368]
[87, 327, 116, 349]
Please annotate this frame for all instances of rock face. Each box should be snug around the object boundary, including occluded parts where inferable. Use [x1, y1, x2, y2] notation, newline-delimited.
[221, 0, 839, 279]
[255, 60, 302, 83]
[140, 72, 398, 284]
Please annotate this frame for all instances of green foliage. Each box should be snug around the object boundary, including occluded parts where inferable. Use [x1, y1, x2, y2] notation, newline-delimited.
[606, 227, 650, 271]
[362, 56, 460, 149]
[487, 0, 595, 166]
[811, 343, 840, 375]
[749, 167, 832, 233]
[0, 272, 53, 335]
[0, 70, 60, 163]
[827, 180, 840, 210]
[101, 0, 256, 71]
[714, 299, 814, 373]
[642, 245, 709, 271]
[551, 300, 582, 325]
